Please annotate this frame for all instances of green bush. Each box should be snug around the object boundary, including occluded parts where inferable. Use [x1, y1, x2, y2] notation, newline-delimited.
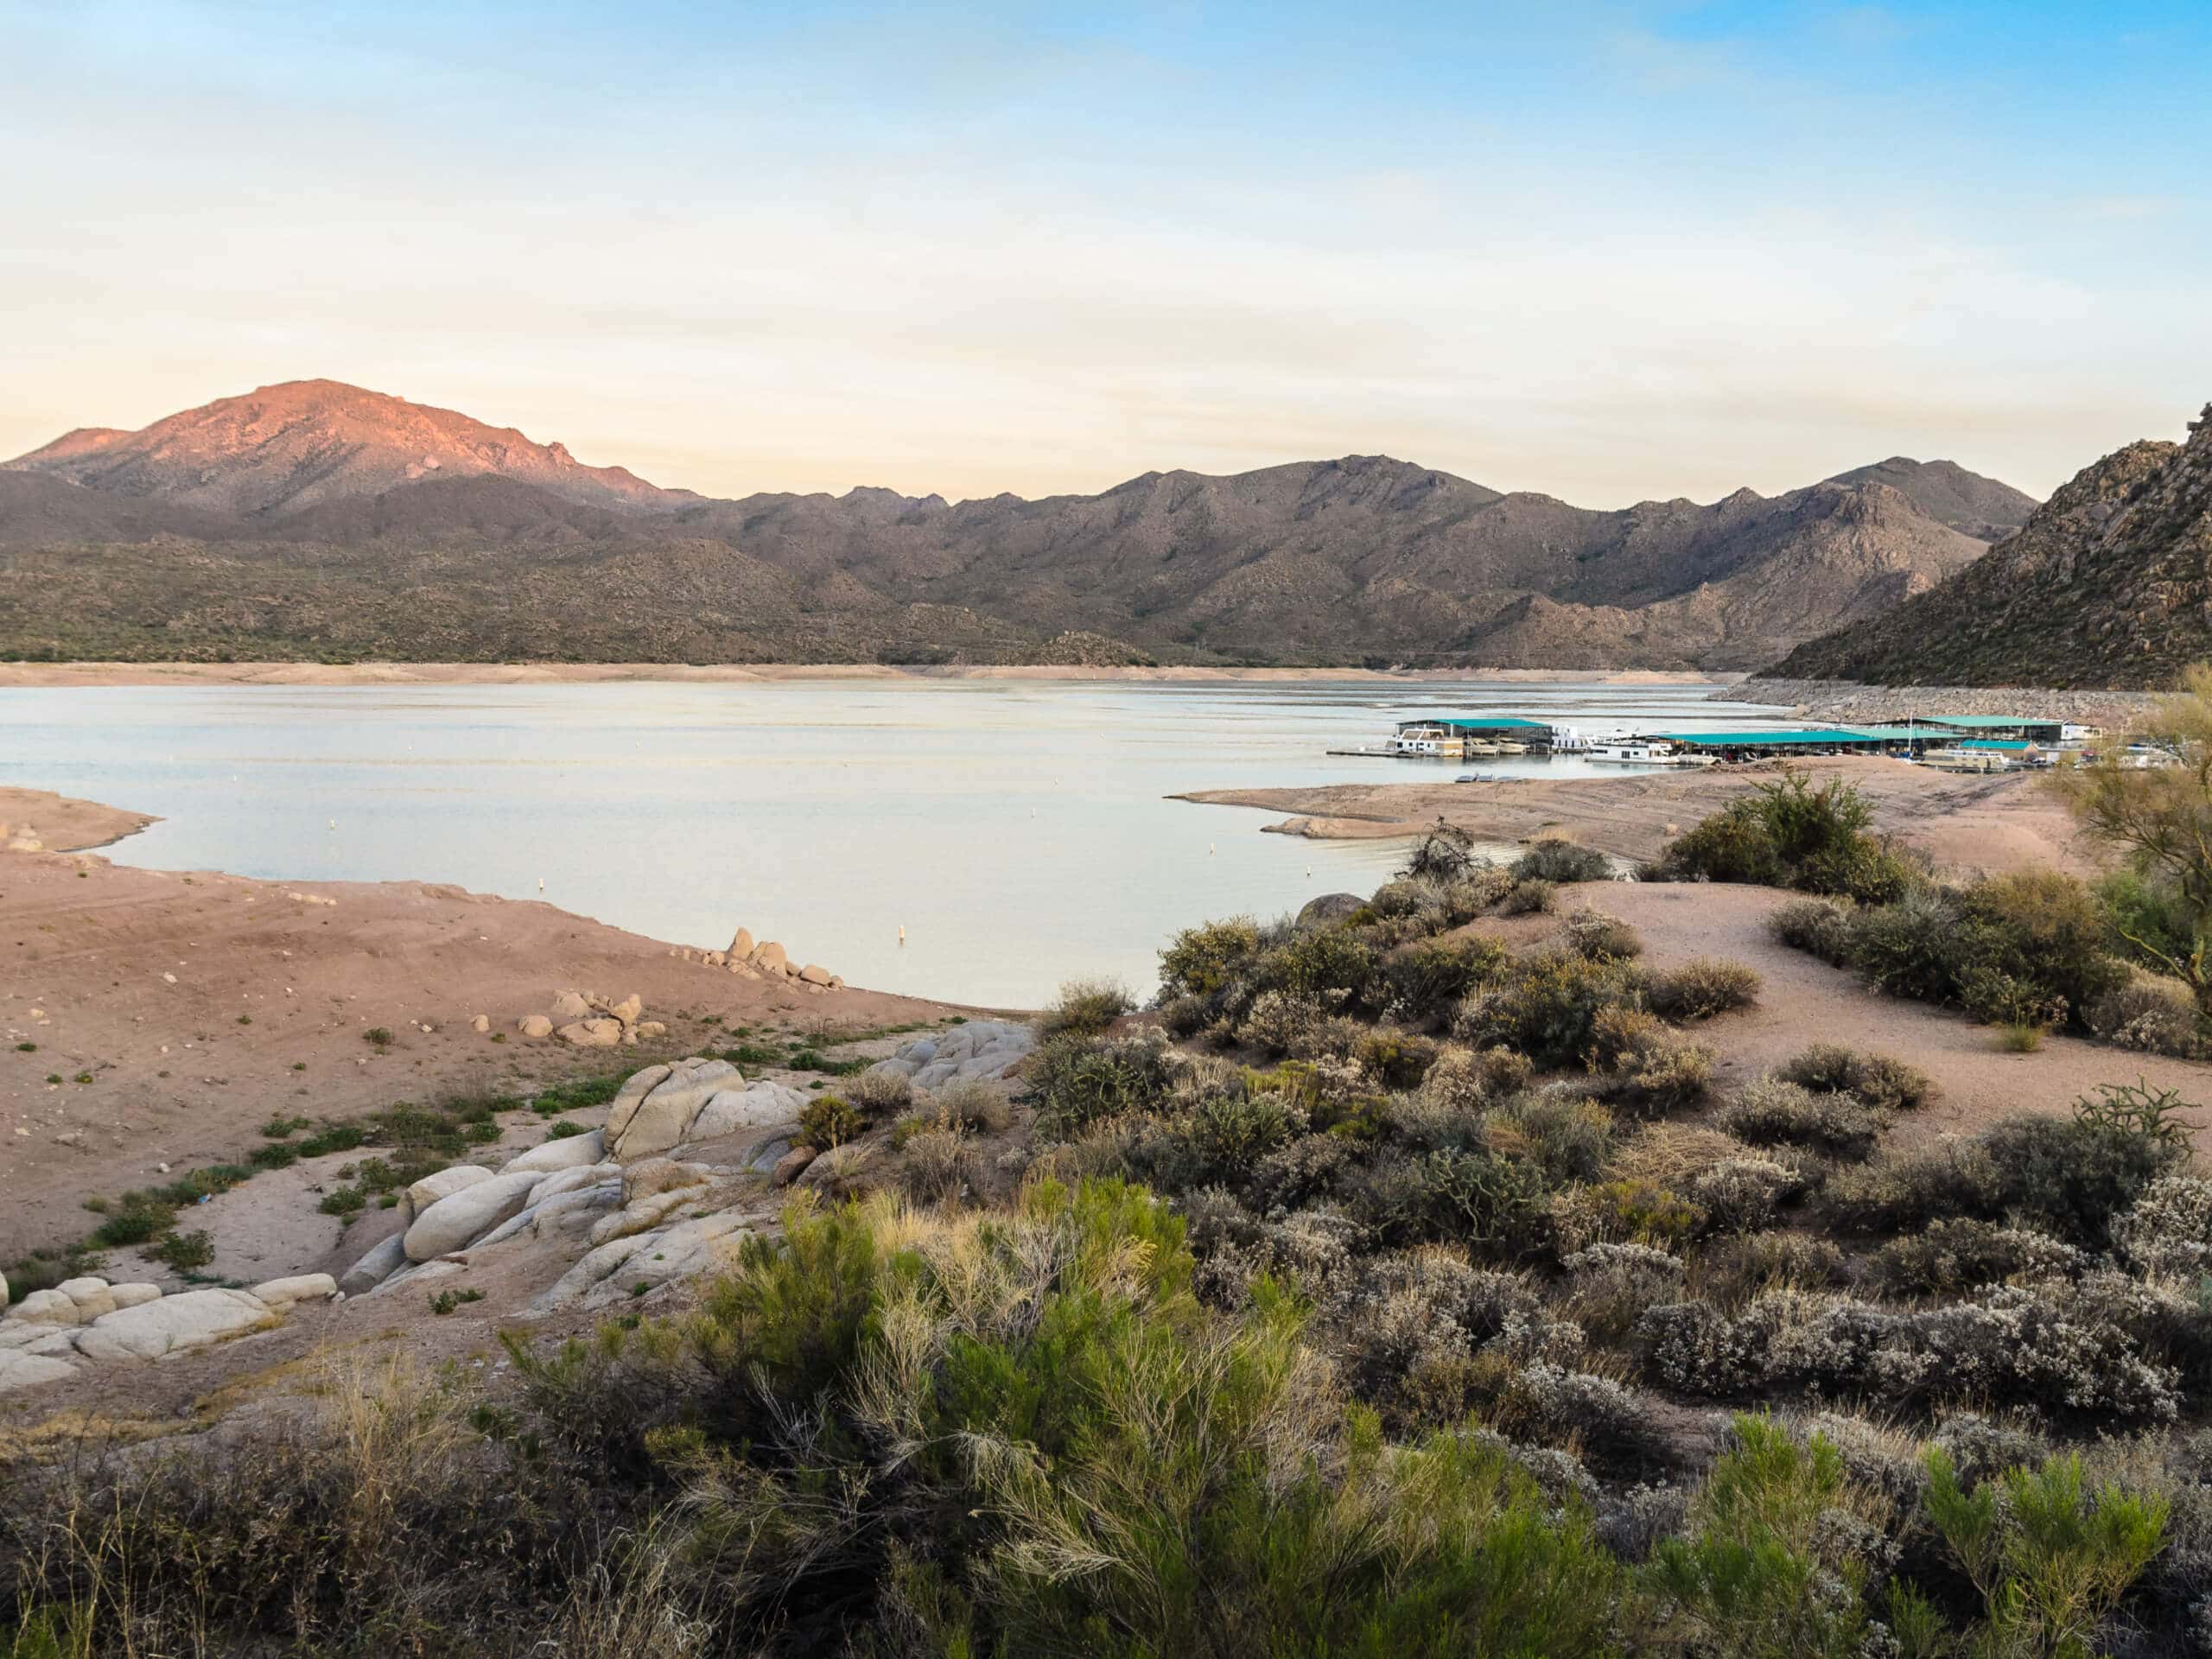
[1382, 935, 1507, 1027]
[153, 1229, 216, 1273]
[1512, 837, 1613, 884]
[1038, 976, 1133, 1037]
[1719, 1077, 1883, 1161]
[1158, 915, 1262, 999]
[1656, 769, 1916, 903]
[1456, 951, 1632, 1067]
[1770, 897, 1854, 965]
[1501, 877, 1558, 915]
[1775, 1045, 1934, 1114]
[1561, 907, 1643, 961]
[1030, 1032, 1178, 1133]
[798, 1094, 864, 1148]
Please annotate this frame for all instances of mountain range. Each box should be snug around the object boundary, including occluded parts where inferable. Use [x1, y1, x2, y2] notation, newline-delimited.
[1770, 406, 2212, 690]
[0, 379, 2040, 669]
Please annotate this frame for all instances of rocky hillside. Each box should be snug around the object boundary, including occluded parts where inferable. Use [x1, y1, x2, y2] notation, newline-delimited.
[1, 383, 2033, 668]
[6, 380, 694, 516]
[1767, 407, 2212, 690]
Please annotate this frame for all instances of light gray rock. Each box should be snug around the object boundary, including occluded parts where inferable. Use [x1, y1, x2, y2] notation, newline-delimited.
[607, 1060, 741, 1160]
[0, 1350, 77, 1393]
[402, 1164, 493, 1224]
[73, 1289, 276, 1362]
[742, 1135, 793, 1174]
[686, 1082, 807, 1142]
[21, 1327, 82, 1357]
[531, 1233, 659, 1313]
[601, 1064, 673, 1143]
[578, 1211, 753, 1310]
[59, 1277, 116, 1322]
[10, 1289, 79, 1325]
[251, 1274, 338, 1308]
[773, 1147, 817, 1185]
[110, 1283, 162, 1310]
[340, 1233, 409, 1294]
[501, 1129, 607, 1176]
[527, 1161, 620, 1204]
[0, 1321, 75, 1351]
[403, 1170, 541, 1261]
[587, 1187, 702, 1247]
[531, 1184, 623, 1235]
[366, 1260, 462, 1298]
[622, 1158, 713, 1204]
[0, 1268, 8, 1312]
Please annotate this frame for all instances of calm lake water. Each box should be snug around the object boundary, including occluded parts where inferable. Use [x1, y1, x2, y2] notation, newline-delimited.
[1, 679, 1781, 1005]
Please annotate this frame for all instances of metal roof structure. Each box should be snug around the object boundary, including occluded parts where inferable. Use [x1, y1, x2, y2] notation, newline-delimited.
[1396, 715, 1553, 732]
[1955, 738, 2031, 752]
[1919, 714, 2057, 729]
[1651, 728, 1877, 748]
[1840, 726, 1924, 741]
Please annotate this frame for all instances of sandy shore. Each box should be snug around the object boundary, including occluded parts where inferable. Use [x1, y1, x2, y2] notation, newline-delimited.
[0, 660, 1740, 689]
[0, 786, 162, 854]
[1179, 754, 2097, 877]
[0, 790, 961, 1258]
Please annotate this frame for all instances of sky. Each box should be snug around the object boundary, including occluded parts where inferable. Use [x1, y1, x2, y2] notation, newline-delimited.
[3, 1, 2207, 506]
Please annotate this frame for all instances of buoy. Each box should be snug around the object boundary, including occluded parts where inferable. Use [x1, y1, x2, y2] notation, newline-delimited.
[1209, 842, 1216, 855]
[537, 878, 545, 892]
[899, 925, 906, 945]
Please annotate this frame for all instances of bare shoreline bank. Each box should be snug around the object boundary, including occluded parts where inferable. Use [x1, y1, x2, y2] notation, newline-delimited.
[0, 660, 1742, 690]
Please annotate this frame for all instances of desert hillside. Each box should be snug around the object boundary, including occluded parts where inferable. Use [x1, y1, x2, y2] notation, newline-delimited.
[1, 383, 2033, 671]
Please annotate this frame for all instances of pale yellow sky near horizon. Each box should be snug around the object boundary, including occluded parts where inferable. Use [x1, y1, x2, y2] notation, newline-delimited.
[4, 4, 2205, 511]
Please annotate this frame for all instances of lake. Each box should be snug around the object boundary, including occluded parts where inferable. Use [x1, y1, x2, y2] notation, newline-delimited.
[0, 678, 1782, 1005]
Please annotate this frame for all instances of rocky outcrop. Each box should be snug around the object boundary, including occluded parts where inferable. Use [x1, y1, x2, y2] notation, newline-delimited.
[865, 1020, 1034, 1092]
[520, 988, 656, 1045]
[0, 1274, 341, 1389]
[403, 1171, 542, 1261]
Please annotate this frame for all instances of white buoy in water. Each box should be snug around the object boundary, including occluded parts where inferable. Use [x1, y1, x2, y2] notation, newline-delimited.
[327, 818, 335, 830]
[899, 925, 906, 945]
[1209, 842, 1216, 855]
[537, 878, 545, 892]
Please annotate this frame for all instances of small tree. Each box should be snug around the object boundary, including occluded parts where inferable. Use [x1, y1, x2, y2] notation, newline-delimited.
[2052, 664, 2212, 1012]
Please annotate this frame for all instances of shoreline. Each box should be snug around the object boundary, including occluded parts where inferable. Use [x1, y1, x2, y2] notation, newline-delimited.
[0, 660, 1743, 689]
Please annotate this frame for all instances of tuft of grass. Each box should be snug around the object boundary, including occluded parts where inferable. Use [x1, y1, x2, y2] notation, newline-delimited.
[363, 1027, 394, 1048]
[1995, 1021, 2045, 1053]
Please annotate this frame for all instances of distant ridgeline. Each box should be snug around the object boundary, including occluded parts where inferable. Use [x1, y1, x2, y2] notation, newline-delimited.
[0, 378, 2044, 671]
[1769, 406, 2212, 691]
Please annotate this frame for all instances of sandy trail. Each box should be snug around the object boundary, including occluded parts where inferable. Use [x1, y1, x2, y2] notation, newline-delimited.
[1181, 754, 2100, 878]
[1507, 882, 2212, 1148]
[0, 790, 962, 1259]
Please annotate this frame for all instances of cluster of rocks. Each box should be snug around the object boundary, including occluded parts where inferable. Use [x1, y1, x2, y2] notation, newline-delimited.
[869, 1020, 1035, 1090]
[515, 989, 669, 1046]
[1, 819, 47, 853]
[0, 1270, 337, 1393]
[675, 928, 845, 995]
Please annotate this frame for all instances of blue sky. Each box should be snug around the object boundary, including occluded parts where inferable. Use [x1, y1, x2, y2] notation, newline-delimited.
[3, 1, 2205, 503]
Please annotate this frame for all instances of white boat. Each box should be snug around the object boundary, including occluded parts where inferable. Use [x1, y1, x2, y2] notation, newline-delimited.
[1587, 740, 1707, 766]
[1387, 721, 1458, 757]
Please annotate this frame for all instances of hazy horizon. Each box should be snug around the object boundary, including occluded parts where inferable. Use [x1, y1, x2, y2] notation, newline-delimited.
[7, 2, 2207, 507]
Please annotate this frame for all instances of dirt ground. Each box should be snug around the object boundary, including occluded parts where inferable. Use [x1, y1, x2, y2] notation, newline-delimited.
[1480, 881, 2212, 1151]
[1181, 754, 2100, 878]
[1, 790, 964, 1259]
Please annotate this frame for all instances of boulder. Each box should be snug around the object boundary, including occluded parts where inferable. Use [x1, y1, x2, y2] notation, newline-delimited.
[601, 1064, 672, 1139]
[531, 1233, 658, 1313]
[557, 1017, 623, 1047]
[110, 1283, 162, 1311]
[588, 1187, 703, 1246]
[622, 1158, 714, 1204]
[752, 941, 788, 975]
[251, 1274, 338, 1308]
[609, 994, 644, 1027]
[0, 1321, 75, 1351]
[402, 1164, 493, 1224]
[518, 1014, 554, 1039]
[578, 1211, 753, 1310]
[0, 1351, 77, 1393]
[340, 1233, 409, 1294]
[1297, 892, 1369, 929]
[638, 1020, 668, 1037]
[550, 991, 592, 1020]
[729, 927, 754, 958]
[773, 1147, 817, 1185]
[798, 963, 833, 987]
[501, 1129, 608, 1176]
[9, 1289, 79, 1325]
[704, 950, 726, 966]
[607, 1060, 740, 1160]
[797, 1141, 879, 1198]
[531, 1184, 623, 1235]
[528, 1161, 620, 1204]
[470, 1014, 491, 1033]
[403, 1171, 541, 1261]
[59, 1277, 117, 1322]
[73, 1289, 277, 1362]
[686, 1082, 808, 1141]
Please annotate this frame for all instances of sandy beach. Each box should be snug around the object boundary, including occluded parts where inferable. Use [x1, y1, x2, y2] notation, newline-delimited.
[0, 660, 1740, 689]
[0, 789, 959, 1258]
[1179, 753, 2097, 878]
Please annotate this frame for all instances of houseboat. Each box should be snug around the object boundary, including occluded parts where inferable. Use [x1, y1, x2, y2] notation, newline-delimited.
[1586, 739, 1711, 767]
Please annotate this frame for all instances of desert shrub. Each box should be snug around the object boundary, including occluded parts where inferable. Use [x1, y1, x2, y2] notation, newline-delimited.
[1038, 975, 1132, 1037]
[1235, 988, 1325, 1056]
[1255, 928, 1377, 1006]
[1686, 1157, 1801, 1234]
[1500, 877, 1557, 915]
[1654, 800, 1785, 887]
[849, 1065, 913, 1116]
[1400, 822, 1480, 880]
[1656, 769, 1917, 907]
[1560, 906, 1643, 961]
[1346, 1026, 1434, 1090]
[1870, 1217, 2084, 1297]
[1382, 935, 1507, 1026]
[1490, 1363, 1661, 1466]
[2113, 1173, 2212, 1277]
[798, 1093, 864, 1147]
[2088, 973, 2203, 1058]
[1586, 1003, 1663, 1070]
[1562, 1242, 1687, 1345]
[1924, 1447, 2168, 1659]
[1719, 1077, 1882, 1160]
[1959, 868, 2129, 1023]
[931, 1077, 1011, 1134]
[1648, 1416, 1885, 1659]
[1847, 886, 1969, 1004]
[1157, 915, 1262, 1000]
[1694, 1230, 1851, 1308]
[152, 1228, 216, 1273]
[1775, 1044, 1935, 1115]
[899, 1127, 976, 1204]
[1455, 951, 1632, 1067]
[1352, 1146, 1552, 1254]
[1511, 837, 1612, 885]
[1552, 1179, 1707, 1254]
[1029, 1030, 1177, 1133]
[1491, 1090, 1618, 1184]
[1604, 1030, 1714, 1116]
[1414, 1043, 1531, 1116]
[1643, 957, 1762, 1020]
[1770, 896, 1854, 965]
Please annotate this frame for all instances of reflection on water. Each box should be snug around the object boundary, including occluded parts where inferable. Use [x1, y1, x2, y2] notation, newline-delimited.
[0, 679, 1780, 1005]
